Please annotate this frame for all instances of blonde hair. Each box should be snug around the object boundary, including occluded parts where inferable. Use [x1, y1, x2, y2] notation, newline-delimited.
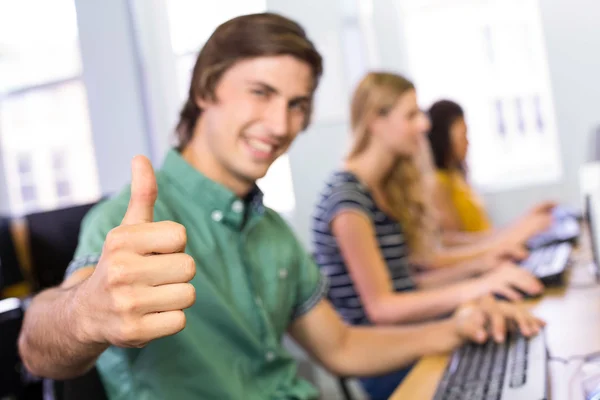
[349, 72, 440, 256]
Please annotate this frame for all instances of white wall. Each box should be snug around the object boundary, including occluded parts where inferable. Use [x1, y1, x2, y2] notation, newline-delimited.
[286, 124, 350, 246]
[128, 0, 180, 166]
[74, 0, 152, 196]
[479, 0, 600, 224]
[372, 0, 410, 74]
[0, 148, 10, 214]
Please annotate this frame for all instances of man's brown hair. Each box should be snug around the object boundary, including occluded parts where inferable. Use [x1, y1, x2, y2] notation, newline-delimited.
[175, 12, 323, 149]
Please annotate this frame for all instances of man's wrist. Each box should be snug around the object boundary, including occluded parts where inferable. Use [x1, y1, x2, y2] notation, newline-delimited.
[68, 282, 103, 348]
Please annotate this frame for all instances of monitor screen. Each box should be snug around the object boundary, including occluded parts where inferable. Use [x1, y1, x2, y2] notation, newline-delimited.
[585, 193, 600, 280]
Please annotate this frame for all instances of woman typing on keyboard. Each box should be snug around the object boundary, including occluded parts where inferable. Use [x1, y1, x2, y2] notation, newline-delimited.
[311, 72, 546, 400]
[425, 99, 556, 241]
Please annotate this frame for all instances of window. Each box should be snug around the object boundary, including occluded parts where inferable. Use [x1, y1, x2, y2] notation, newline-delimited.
[400, 0, 562, 192]
[20, 185, 37, 204]
[339, 0, 379, 89]
[17, 154, 33, 176]
[0, 0, 100, 215]
[166, 0, 268, 103]
[52, 150, 67, 171]
[52, 148, 72, 201]
[165, 0, 297, 213]
[16, 153, 37, 207]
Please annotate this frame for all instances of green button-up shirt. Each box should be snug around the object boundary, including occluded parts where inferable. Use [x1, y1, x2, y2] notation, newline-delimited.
[67, 149, 327, 400]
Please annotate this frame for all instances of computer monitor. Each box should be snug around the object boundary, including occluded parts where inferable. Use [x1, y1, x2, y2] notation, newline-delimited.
[585, 193, 600, 281]
[589, 125, 600, 163]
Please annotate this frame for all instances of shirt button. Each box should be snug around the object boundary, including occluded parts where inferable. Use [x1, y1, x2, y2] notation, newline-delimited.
[265, 351, 275, 362]
[279, 269, 288, 279]
[232, 200, 244, 213]
[211, 210, 223, 222]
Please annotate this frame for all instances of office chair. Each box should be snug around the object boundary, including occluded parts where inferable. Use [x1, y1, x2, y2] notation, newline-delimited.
[22, 201, 108, 400]
[0, 216, 26, 297]
[337, 377, 357, 400]
[25, 201, 98, 293]
[315, 260, 359, 400]
[61, 368, 107, 400]
[0, 297, 25, 398]
[0, 297, 45, 400]
[1, 220, 45, 399]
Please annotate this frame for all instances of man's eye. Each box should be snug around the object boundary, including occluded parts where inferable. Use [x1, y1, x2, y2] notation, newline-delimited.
[251, 89, 268, 97]
[290, 102, 308, 113]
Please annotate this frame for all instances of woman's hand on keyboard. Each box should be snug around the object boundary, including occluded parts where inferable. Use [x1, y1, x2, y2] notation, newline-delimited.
[452, 302, 489, 344]
[512, 202, 556, 242]
[452, 295, 545, 344]
[476, 295, 545, 342]
[478, 262, 544, 300]
[478, 243, 529, 273]
[492, 240, 530, 262]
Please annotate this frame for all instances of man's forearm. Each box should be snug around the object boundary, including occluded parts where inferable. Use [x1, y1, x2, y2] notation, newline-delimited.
[18, 284, 107, 379]
[332, 319, 461, 377]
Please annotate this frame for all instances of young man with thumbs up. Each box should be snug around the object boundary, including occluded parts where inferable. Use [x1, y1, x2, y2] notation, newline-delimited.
[18, 12, 544, 400]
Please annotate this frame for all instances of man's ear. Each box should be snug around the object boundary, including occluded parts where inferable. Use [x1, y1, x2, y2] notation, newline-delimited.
[195, 93, 213, 110]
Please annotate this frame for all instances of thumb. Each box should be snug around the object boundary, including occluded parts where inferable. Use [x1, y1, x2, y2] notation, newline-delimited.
[122, 155, 157, 225]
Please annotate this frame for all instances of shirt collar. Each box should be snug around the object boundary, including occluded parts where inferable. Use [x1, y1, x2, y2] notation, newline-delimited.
[160, 149, 265, 229]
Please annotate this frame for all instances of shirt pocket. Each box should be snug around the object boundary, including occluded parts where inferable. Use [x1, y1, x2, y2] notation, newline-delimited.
[253, 243, 298, 334]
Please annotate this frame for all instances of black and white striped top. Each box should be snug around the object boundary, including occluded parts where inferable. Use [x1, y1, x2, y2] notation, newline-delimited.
[312, 171, 416, 325]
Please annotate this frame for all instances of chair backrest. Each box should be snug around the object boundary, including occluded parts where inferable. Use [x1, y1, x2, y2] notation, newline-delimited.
[0, 217, 24, 293]
[25, 201, 98, 293]
[61, 366, 108, 400]
[21, 201, 108, 400]
[0, 297, 25, 397]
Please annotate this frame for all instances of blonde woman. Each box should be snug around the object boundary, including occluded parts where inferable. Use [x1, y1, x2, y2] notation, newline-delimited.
[312, 72, 544, 399]
[388, 132, 531, 270]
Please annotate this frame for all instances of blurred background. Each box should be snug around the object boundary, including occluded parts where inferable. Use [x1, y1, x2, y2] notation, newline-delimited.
[2, 1, 599, 398]
[1, 0, 599, 246]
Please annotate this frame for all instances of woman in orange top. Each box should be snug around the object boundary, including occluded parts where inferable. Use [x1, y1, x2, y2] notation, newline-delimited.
[426, 100, 554, 242]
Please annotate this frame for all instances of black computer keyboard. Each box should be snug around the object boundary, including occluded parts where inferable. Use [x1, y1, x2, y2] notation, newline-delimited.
[432, 330, 547, 400]
[521, 242, 572, 285]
